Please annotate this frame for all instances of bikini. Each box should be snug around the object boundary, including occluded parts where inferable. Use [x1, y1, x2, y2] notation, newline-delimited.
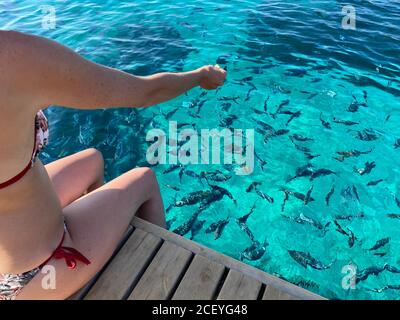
[0, 111, 91, 300]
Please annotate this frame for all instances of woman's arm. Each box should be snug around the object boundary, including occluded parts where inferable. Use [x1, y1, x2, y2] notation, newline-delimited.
[2, 31, 226, 110]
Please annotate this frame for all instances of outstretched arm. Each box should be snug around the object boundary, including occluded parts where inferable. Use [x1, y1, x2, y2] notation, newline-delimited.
[1, 31, 226, 111]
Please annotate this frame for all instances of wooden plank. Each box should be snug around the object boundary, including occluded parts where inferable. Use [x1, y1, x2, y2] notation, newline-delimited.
[128, 241, 192, 300]
[131, 217, 325, 300]
[263, 285, 298, 300]
[172, 254, 225, 300]
[68, 226, 134, 300]
[217, 269, 262, 300]
[85, 228, 162, 300]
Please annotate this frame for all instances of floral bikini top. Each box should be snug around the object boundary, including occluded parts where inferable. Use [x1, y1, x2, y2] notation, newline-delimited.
[0, 110, 49, 189]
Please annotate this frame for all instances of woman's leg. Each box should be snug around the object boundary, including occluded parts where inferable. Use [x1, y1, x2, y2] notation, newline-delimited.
[45, 148, 104, 207]
[17, 167, 166, 300]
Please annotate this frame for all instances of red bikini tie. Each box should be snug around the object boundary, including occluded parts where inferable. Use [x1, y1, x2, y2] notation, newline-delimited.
[40, 232, 91, 269]
[52, 246, 91, 269]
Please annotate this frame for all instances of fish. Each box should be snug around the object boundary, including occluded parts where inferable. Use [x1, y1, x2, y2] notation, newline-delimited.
[288, 250, 333, 270]
[256, 189, 274, 203]
[286, 163, 314, 182]
[284, 68, 307, 77]
[272, 99, 290, 117]
[334, 148, 374, 162]
[244, 87, 256, 102]
[387, 213, 400, 219]
[190, 219, 206, 240]
[254, 152, 267, 170]
[286, 111, 302, 125]
[319, 113, 331, 129]
[220, 114, 238, 127]
[394, 139, 400, 149]
[325, 185, 335, 206]
[163, 164, 183, 174]
[304, 185, 314, 205]
[246, 181, 262, 193]
[162, 107, 179, 119]
[214, 217, 229, 240]
[356, 265, 386, 284]
[200, 170, 231, 182]
[334, 212, 365, 221]
[352, 185, 360, 201]
[281, 190, 289, 212]
[334, 221, 356, 248]
[264, 96, 270, 112]
[240, 239, 268, 261]
[354, 161, 376, 175]
[367, 179, 383, 186]
[354, 129, 379, 141]
[283, 213, 329, 232]
[332, 118, 359, 126]
[164, 184, 180, 192]
[368, 238, 390, 251]
[290, 134, 313, 142]
[310, 168, 336, 181]
[218, 96, 240, 104]
[173, 210, 201, 236]
[236, 204, 256, 242]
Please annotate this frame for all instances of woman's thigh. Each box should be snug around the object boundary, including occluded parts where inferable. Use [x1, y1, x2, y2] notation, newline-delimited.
[17, 167, 165, 300]
[45, 148, 104, 207]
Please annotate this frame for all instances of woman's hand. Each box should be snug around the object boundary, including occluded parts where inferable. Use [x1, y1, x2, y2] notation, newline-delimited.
[198, 65, 227, 90]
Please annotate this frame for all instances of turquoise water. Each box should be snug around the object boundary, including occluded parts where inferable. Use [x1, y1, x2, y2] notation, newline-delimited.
[1, 0, 400, 299]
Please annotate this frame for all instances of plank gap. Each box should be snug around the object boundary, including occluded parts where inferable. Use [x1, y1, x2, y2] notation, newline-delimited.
[212, 267, 229, 300]
[121, 239, 165, 300]
[257, 284, 267, 300]
[165, 252, 195, 300]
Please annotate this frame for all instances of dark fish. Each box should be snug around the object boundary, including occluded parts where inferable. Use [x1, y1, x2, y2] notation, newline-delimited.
[254, 152, 267, 170]
[218, 96, 240, 104]
[308, 93, 318, 99]
[190, 219, 206, 240]
[310, 168, 336, 181]
[354, 161, 376, 176]
[287, 163, 314, 182]
[274, 99, 290, 116]
[334, 148, 374, 162]
[286, 111, 302, 126]
[333, 221, 356, 248]
[220, 114, 238, 127]
[256, 189, 274, 203]
[290, 134, 313, 142]
[213, 218, 230, 240]
[281, 190, 289, 212]
[173, 210, 201, 236]
[200, 170, 231, 182]
[394, 139, 400, 149]
[368, 238, 390, 251]
[332, 118, 359, 126]
[246, 181, 262, 193]
[367, 179, 383, 186]
[285, 68, 307, 77]
[164, 184, 180, 192]
[244, 87, 256, 102]
[387, 213, 400, 219]
[319, 113, 331, 129]
[356, 266, 386, 284]
[335, 212, 365, 221]
[240, 239, 268, 261]
[352, 185, 360, 202]
[162, 107, 179, 119]
[325, 185, 335, 206]
[236, 204, 256, 242]
[354, 129, 379, 141]
[304, 185, 314, 205]
[163, 164, 182, 174]
[264, 96, 270, 112]
[288, 250, 333, 270]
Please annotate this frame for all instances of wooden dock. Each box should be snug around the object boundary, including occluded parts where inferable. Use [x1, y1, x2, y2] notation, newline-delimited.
[70, 217, 325, 300]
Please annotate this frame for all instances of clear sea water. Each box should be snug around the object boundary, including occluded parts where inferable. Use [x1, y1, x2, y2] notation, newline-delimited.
[1, 0, 400, 300]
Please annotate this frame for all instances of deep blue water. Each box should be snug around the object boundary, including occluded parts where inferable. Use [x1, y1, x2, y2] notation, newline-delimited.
[1, 0, 400, 299]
